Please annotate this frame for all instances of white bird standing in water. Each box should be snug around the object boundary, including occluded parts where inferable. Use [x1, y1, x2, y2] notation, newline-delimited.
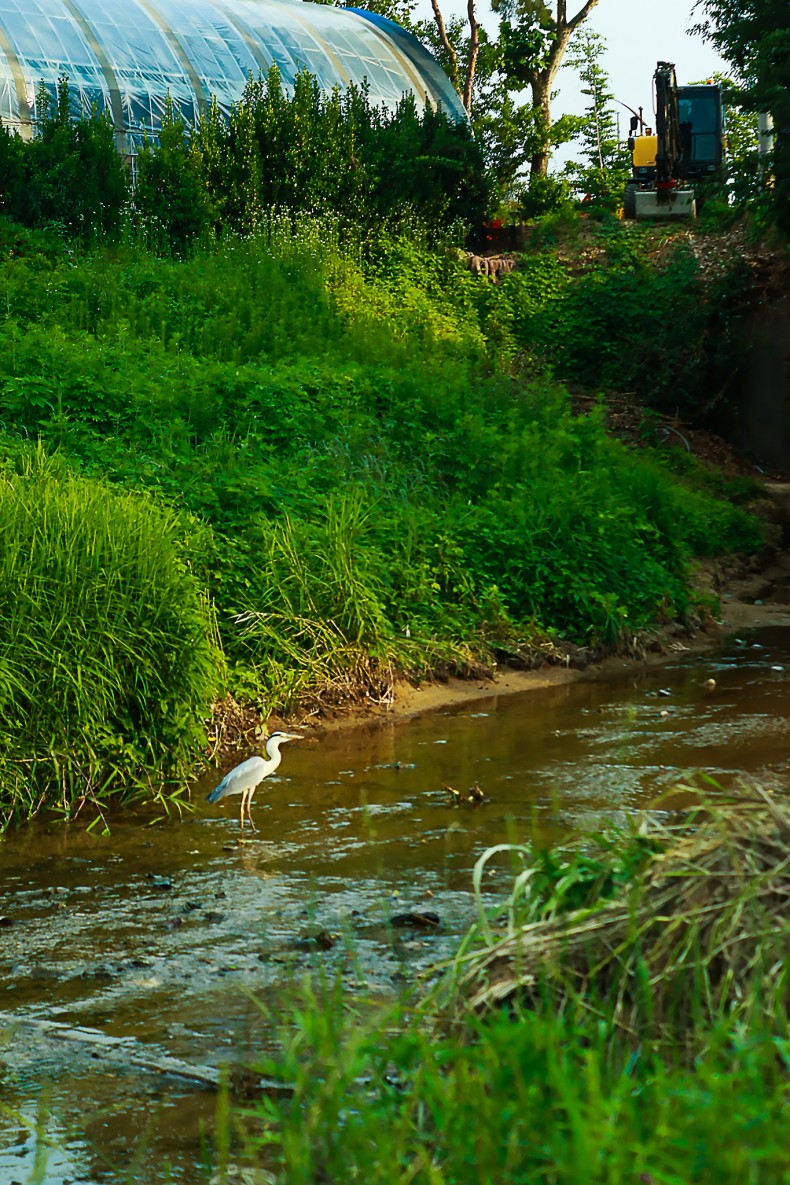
[207, 731, 301, 834]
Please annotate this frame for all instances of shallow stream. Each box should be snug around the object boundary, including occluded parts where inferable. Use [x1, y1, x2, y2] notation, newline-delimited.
[3, 620, 790, 1183]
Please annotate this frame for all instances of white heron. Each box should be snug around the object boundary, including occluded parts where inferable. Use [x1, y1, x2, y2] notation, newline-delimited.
[207, 731, 302, 834]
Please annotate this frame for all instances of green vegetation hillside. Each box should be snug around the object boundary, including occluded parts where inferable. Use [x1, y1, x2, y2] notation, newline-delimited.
[0, 214, 760, 821]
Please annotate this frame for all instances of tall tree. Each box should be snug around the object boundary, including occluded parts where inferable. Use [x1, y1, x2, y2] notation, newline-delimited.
[496, 0, 601, 181]
[563, 30, 630, 207]
[692, 0, 790, 230]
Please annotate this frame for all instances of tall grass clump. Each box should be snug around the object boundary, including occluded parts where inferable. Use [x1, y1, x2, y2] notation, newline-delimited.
[231, 495, 477, 711]
[451, 789, 789, 1032]
[246, 986, 788, 1185]
[0, 448, 220, 824]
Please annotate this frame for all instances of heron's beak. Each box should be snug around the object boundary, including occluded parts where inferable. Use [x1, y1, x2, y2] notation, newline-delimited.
[281, 732, 302, 741]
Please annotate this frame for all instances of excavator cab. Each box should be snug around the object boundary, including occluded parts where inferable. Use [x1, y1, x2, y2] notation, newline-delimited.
[624, 64, 723, 219]
[676, 86, 724, 175]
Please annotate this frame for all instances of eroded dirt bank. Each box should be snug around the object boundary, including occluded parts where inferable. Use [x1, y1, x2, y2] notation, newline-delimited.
[277, 554, 790, 736]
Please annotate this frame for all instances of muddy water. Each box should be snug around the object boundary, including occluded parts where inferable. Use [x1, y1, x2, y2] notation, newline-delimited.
[3, 623, 790, 1183]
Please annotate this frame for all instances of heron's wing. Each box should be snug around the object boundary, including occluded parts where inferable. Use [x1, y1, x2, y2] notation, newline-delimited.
[206, 770, 234, 803]
[206, 756, 265, 802]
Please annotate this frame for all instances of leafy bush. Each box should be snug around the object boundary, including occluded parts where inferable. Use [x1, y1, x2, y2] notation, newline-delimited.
[0, 448, 220, 822]
[1, 72, 489, 248]
[0, 77, 127, 241]
[487, 222, 754, 416]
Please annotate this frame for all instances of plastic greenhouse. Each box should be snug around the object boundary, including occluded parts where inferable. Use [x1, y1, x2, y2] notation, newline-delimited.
[0, 0, 464, 152]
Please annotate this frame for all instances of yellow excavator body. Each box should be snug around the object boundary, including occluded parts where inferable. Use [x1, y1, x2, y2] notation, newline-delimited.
[632, 134, 657, 169]
[623, 64, 723, 220]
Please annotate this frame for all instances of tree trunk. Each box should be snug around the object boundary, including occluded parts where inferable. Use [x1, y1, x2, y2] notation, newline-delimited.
[529, 76, 553, 178]
[462, 0, 481, 115]
[430, 0, 479, 117]
[527, 0, 601, 181]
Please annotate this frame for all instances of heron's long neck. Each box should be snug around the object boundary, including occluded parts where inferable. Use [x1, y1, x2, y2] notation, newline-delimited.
[265, 740, 284, 771]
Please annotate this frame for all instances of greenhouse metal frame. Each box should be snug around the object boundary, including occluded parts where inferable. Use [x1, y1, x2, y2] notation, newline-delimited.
[0, 0, 464, 152]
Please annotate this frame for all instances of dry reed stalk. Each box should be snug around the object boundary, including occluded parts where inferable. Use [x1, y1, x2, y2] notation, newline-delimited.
[453, 791, 790, 1029]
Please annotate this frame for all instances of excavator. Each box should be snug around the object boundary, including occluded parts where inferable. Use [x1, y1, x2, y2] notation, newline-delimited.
[623, 62, 724, 219]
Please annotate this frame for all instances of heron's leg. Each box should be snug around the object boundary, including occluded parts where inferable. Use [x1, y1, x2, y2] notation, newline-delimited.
[239, 794, 246, 835]
[247, 792, 257, 832]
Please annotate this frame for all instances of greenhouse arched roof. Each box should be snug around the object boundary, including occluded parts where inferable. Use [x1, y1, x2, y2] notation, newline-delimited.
[0, 0, 465, 151]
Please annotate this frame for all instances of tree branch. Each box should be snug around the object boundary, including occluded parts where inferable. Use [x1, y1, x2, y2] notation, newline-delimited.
[462, 0, 480, 114]
[567, 0, 600, 32]
[429, 0, 459, 80]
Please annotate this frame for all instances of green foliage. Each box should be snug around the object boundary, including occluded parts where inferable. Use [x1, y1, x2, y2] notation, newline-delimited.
[0, 447, 220, 823]
[1, 71, 489, 247]
[243, 799, 788, 1185]
[470, 826, 664, 937]
[498, 11, 555, 86]
[563, 31, 631, 209]
[131, 67, 489, 245]
[0, 76, 127, 241]
[134, 96, 215, 250]
[715, 74, 764, 209]
[0, 218, 760, 815]
[495, 0, 602, 191]
[490, 222, 756, 416]
[517, 169, 573, 217]
[248, 971, 789, 1185]
[0, 226, 757, 690]
[693, 1, 790, 234]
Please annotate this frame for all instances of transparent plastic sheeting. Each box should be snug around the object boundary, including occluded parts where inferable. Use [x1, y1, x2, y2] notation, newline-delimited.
[0, 0, 464, 150]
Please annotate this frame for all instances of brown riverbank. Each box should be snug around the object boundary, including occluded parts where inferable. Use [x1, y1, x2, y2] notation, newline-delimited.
[206, 542, 790, 755]
[208, 483, 790, 753]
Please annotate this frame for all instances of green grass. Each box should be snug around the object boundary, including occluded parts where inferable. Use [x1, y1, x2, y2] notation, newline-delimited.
[0, 447, 220, 824]
[237, 797, 789, 1185]
[243, 986, 788, 1185]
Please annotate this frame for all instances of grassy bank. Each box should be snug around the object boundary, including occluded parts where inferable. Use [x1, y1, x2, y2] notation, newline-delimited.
[0, 216, 761, 820]
[232, 794, 789, 1185]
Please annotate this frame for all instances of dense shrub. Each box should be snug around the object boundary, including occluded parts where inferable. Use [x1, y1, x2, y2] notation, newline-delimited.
[0, 72, 488, 247]
[0, 449, 220, 820]
[474, 222, 754, 416]
[0, 78, 127, 240]
[134, 68, 489, 247]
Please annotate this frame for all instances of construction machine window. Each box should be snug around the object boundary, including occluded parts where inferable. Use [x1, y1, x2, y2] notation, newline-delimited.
[678, 93, 721, 164]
